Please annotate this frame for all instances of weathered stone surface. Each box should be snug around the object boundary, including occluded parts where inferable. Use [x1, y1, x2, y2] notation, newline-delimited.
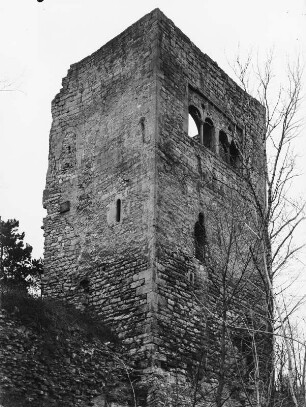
[0, 304, 132, 407]
[43, 8, 272, 406]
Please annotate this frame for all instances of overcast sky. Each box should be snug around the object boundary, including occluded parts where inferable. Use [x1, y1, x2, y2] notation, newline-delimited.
[0, 0, 305, 314]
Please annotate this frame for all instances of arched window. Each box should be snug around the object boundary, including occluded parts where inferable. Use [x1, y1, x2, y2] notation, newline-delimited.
[219, 131, 229, 163]
[203, 118, 214, 150]
[116, 199, 121, 222]
[188, 106, 201, 138]
[230, 141, 240, 169]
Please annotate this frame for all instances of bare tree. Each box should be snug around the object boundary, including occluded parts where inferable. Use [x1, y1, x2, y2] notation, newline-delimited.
[230, 50, 305, 407]
[177, 52, 305, 407]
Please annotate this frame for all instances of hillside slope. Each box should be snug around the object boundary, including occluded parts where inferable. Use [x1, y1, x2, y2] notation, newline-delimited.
[0, 291, 136, 407]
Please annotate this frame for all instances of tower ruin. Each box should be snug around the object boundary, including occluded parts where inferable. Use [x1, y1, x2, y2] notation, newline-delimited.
[43, 9, 272, 405]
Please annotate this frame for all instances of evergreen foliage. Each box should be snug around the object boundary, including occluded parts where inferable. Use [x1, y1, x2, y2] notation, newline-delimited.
[0, 218, 43, 292]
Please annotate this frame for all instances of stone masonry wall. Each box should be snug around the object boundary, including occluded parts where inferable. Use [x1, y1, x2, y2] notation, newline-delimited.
[0, 299, 135, 407]
[43, 11, 160, 366]
[153, 9, 271, 402]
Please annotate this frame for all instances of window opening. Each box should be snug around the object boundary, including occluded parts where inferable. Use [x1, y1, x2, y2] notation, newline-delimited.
[188, 106, 201, 138]
[78, 278, 90, 309]
[187, 269, 195, 284]
[203, 118, 214, 150]
[230, 141, 240, 169]
[219, 131, 229, 163]
[140, 117, 145, 142]
[79, 278, 90, 294]
[116, 199, 121, 222]
[233, 335, 254, 378]
[194, 212, 207, 262]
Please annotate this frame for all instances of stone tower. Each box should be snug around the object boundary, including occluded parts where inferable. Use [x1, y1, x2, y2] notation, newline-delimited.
[43, 9, 272, 405]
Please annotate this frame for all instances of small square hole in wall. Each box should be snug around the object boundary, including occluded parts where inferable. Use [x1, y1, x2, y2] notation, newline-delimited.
[98, 264, 106, 272]
[59, 201, 70, 213]
[79, 278, 90, 293]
